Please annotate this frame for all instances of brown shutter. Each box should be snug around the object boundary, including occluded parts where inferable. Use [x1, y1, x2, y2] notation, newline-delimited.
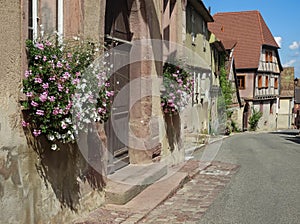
[274, 78, 278, 89]
[265, 76, 269, 88]
[258, 75, 262, 88]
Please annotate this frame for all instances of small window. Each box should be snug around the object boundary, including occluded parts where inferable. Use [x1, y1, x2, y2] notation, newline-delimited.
[28, 0, 63, 40]
[265, 76, 269, 88]
[237, 76, 245, 89]
[269, 52, 273, 63]
[265, 51, 273, 63]
[258, 75, 263, 89]
[274, 78, 279, 89]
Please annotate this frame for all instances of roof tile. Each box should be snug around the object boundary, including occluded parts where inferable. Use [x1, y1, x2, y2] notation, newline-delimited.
[208, 10, 279, 69]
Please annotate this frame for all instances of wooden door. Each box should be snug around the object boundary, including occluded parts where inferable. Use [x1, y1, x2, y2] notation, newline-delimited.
[105, 0, 132, 173]
[105, 42, 131, 174]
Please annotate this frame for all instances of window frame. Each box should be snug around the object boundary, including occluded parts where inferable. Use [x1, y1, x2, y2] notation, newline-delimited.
[28, 0, 63, 40]
[237, 75, 246, 90]
[265, 50, 273, 63]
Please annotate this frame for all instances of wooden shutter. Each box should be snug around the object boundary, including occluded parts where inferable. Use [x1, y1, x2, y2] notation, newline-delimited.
[265, 76, 269, 88]
[258, 75, 262, 88]
[274, 78, 278, 89]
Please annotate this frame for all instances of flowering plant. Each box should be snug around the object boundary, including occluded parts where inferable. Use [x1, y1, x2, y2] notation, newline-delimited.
[161, 62, 194, 115]
[22, 38, 113, 150]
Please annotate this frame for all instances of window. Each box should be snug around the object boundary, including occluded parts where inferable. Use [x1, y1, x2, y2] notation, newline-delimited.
[270, 101, 274, 114]
[237, 76, 245, 89]
[28, 0, 37, 40]
[265, 51, 273, 63]
[274, 78, 279, 89]
[265, 76, 269, 88]
[28, 0, 63, 40]
[258, 75, 263, 89]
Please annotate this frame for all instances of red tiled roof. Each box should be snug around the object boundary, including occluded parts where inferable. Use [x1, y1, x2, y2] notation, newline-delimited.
[208, 10, 279, 69]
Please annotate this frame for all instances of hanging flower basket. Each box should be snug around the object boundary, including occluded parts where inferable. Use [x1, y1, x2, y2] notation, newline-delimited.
[160, 62, 194, 115]
[22, 37, 113, 150]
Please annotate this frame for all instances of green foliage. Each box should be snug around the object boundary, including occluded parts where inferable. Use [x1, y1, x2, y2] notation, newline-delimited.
[219, 55, 233, 111]
[248, 109, 263, 131]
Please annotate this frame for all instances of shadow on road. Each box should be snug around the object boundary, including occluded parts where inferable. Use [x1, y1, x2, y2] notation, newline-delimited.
[269, 130, 300, 145]
[269, 130, 299, 136]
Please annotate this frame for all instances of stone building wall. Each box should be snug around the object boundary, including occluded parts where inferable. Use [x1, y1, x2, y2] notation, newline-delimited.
[0, 0, 107, 223]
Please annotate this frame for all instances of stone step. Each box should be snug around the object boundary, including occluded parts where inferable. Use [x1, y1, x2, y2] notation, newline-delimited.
[105, 162, 168, 205]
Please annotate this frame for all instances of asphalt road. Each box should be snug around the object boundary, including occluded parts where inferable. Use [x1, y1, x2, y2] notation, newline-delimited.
[194, 130, 300, 224]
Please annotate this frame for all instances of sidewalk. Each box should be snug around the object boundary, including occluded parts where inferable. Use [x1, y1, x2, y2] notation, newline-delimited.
[73, 135, 238, 224]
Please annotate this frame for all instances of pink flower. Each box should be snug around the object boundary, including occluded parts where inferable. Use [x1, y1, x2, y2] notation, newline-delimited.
[42, 83, 49, 89]
[106, 91, 114, 97]
[43, 56, 47, 62]
[48, 96, 55, 102]
[105, 82, 110, 87]
[67, 52, 72, 58]
[63, 72, 71, 79]
[24, 70, 31, 78]
[46, 40, 52, 46]
[58, 84, 63, 92]
[39, 92, 48, 102]
[177, 78, 183, 85]
[49, 76, 56, 81]
[53, 108, 59, 115]
[26, 92, 33, 97]
[22, 120, 29, 127]
[72, 78, 80, 85]
[34, 77, 43, 83]
[31, 101, 39, 107]
[36, 43, 44, 50]
[33, 129, 41, 137]
[36, 110, 44, 116]
[61, 122, 67, 129]
[57, 61, 63, 68]
[172, 73, 178, 77]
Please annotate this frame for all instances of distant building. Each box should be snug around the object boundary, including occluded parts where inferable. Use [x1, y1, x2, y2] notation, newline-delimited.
[294, 77, 300, 128]
[209, 10, 283, 131]
[278, 67, 294, 129]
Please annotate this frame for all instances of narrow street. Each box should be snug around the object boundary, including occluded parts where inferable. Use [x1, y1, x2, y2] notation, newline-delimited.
[141, 130, 300, 224]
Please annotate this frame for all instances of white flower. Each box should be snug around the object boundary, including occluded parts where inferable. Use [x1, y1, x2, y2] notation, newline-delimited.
[51, 144, 58, 151]
[47, 135, 55, 141]
[65, 118, 72, 124]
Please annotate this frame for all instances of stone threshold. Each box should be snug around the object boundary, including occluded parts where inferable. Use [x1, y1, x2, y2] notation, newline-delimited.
[105, 162, 168, 205]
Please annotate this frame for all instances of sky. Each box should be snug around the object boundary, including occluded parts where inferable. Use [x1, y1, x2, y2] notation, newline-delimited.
[203, 0, 300, 77]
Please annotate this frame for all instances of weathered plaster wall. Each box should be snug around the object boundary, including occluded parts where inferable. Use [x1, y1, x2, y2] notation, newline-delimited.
[0, 1, 29, 222]
[278, 98, 293, 129]
[253, 101, 277, 131]
[0, 1, 106, 223]
[83, 0, 105, 41]
[238, 72, 254, 99]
